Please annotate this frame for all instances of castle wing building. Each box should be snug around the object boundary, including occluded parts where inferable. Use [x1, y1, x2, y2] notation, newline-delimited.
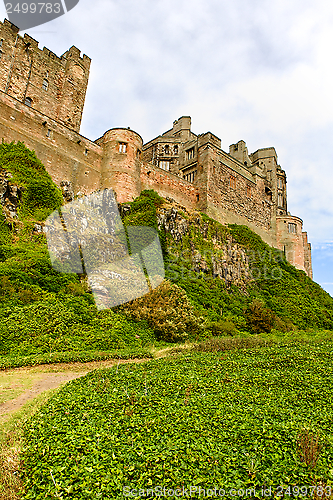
[0, 19, 312, 278]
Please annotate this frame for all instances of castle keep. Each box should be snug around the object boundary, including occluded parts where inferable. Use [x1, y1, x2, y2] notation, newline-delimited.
[0, 19, 312, 278]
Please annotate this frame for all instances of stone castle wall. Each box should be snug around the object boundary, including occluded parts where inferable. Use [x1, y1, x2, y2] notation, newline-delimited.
[0, 19, 313, 279]
[0, 19, 90, 132]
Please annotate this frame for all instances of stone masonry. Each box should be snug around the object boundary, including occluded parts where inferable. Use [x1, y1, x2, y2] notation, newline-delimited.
[0, 19, 312, 278]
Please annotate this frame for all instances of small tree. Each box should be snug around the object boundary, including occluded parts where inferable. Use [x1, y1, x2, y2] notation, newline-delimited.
[120, 280, 204, 342]
[245, 298, 275, 334]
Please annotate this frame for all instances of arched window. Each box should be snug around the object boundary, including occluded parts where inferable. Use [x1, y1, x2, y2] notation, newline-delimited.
[25, 97, 32, 107]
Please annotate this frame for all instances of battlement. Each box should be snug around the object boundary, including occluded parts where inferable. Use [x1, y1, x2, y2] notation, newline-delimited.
[0, 18, 91, 133]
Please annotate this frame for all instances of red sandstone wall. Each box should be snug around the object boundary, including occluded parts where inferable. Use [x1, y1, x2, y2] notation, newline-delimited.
[276, 216, 308, 275]
[98, 129, 143, 203]
[205, 146, 272, 230]
[0, 90, 102, 194]
[0, 19, 90, 133]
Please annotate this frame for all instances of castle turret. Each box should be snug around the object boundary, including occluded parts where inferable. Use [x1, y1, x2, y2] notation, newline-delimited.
[276, 215, 310, 275]
[97, 128, 143, 202]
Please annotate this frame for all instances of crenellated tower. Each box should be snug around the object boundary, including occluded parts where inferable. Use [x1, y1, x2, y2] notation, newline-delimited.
[0, 18, 91, 132]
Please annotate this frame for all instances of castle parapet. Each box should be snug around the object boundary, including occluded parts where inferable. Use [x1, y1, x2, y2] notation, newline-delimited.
[198, 132, 221, 149]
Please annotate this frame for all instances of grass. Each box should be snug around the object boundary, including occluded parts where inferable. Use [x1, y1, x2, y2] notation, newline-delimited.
[0, 371, 42, 405]
[0, 348, 154, 371]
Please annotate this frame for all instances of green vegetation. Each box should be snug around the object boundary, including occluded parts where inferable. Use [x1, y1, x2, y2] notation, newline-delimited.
[21, 341, 333, 498]
[0, 141, 62, 223]
[2, 143, 333, 499]
[1, 142, 333, 371]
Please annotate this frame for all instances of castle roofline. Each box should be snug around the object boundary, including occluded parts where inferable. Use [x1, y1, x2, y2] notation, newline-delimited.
[1, 19, 91, 67]
[94, 127, 143, 144]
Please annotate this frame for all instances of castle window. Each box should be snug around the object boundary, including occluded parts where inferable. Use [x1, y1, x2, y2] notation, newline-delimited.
[42, 79, 49, 91]
[277, 193, 283, 206]
[174, 145, 178, 155]
[186, 147, 195, 160]
[196, 194, 200, 201]
[136, 149, 141, 159]
[84, 149, 88, 156]
[119, 143, 127, 153]
[183, 170, 197, 183]
[277, 178, 283, 189]
[246, 185, 251, 197]
[230, 175, 236, 189]
[234, 144, 238, 151]
[0, 51, 2, 60]
[25, 97, 32, 107]
[164, 145, 169, 155]
[159, 161, 170, 171]
[0, 39, 3, 47]
[47, 129, 52, 138]
[288, 223, 297, 234]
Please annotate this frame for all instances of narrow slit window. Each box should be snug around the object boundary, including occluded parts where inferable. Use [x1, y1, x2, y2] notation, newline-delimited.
[277, 193, 283, 206]
[230, 175, 236, 189]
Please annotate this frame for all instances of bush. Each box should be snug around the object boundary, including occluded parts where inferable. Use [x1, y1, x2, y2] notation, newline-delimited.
[120, 280, 205, 342]
[245, 298, 275, 334]
[208, 319, 237, 336]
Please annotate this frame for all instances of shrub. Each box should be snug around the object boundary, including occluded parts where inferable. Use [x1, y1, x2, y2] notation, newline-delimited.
[245, 298, 275, 334]
[208, 319, 237, 336]
[120, 280, 205, 342]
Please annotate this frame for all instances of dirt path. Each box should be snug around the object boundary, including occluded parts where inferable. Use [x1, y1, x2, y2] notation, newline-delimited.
[0, 357, 153, 419]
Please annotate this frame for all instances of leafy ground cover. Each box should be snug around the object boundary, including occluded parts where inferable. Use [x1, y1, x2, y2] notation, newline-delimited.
[21, 340, 333, 499]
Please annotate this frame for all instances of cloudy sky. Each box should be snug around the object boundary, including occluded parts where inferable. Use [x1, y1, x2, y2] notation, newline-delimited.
[1, 0, 333, 294]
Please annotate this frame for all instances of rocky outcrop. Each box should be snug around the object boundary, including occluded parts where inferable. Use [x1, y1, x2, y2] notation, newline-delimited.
[156, 205, 251, 288]
[60, 181, 74, 203]
[0, 169, 22, 226]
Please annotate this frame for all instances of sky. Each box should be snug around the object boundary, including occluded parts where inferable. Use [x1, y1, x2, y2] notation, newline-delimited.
[1, 0, 333, 294]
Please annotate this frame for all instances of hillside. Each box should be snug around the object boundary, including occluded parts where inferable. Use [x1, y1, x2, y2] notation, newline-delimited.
[0, 141, 333, 370]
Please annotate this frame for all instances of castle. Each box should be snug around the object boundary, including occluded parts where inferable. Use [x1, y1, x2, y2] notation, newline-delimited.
[0, 19, 312, 278]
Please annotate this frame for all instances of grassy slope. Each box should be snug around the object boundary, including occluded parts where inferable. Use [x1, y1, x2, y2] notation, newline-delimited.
[0, 142, 155, 369]
[122, 188, 333, 332]
[21, 341, 333, 497]
[1, 141, 333, 371]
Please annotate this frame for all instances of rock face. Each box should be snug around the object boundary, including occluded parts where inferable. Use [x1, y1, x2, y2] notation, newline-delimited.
[156, 206, 251, 288]
[0, 169, 22, 226]
[60, 181, 75, 203]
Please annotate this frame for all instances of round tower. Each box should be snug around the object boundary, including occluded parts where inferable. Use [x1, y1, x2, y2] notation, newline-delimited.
[99, 128, 143, 202]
